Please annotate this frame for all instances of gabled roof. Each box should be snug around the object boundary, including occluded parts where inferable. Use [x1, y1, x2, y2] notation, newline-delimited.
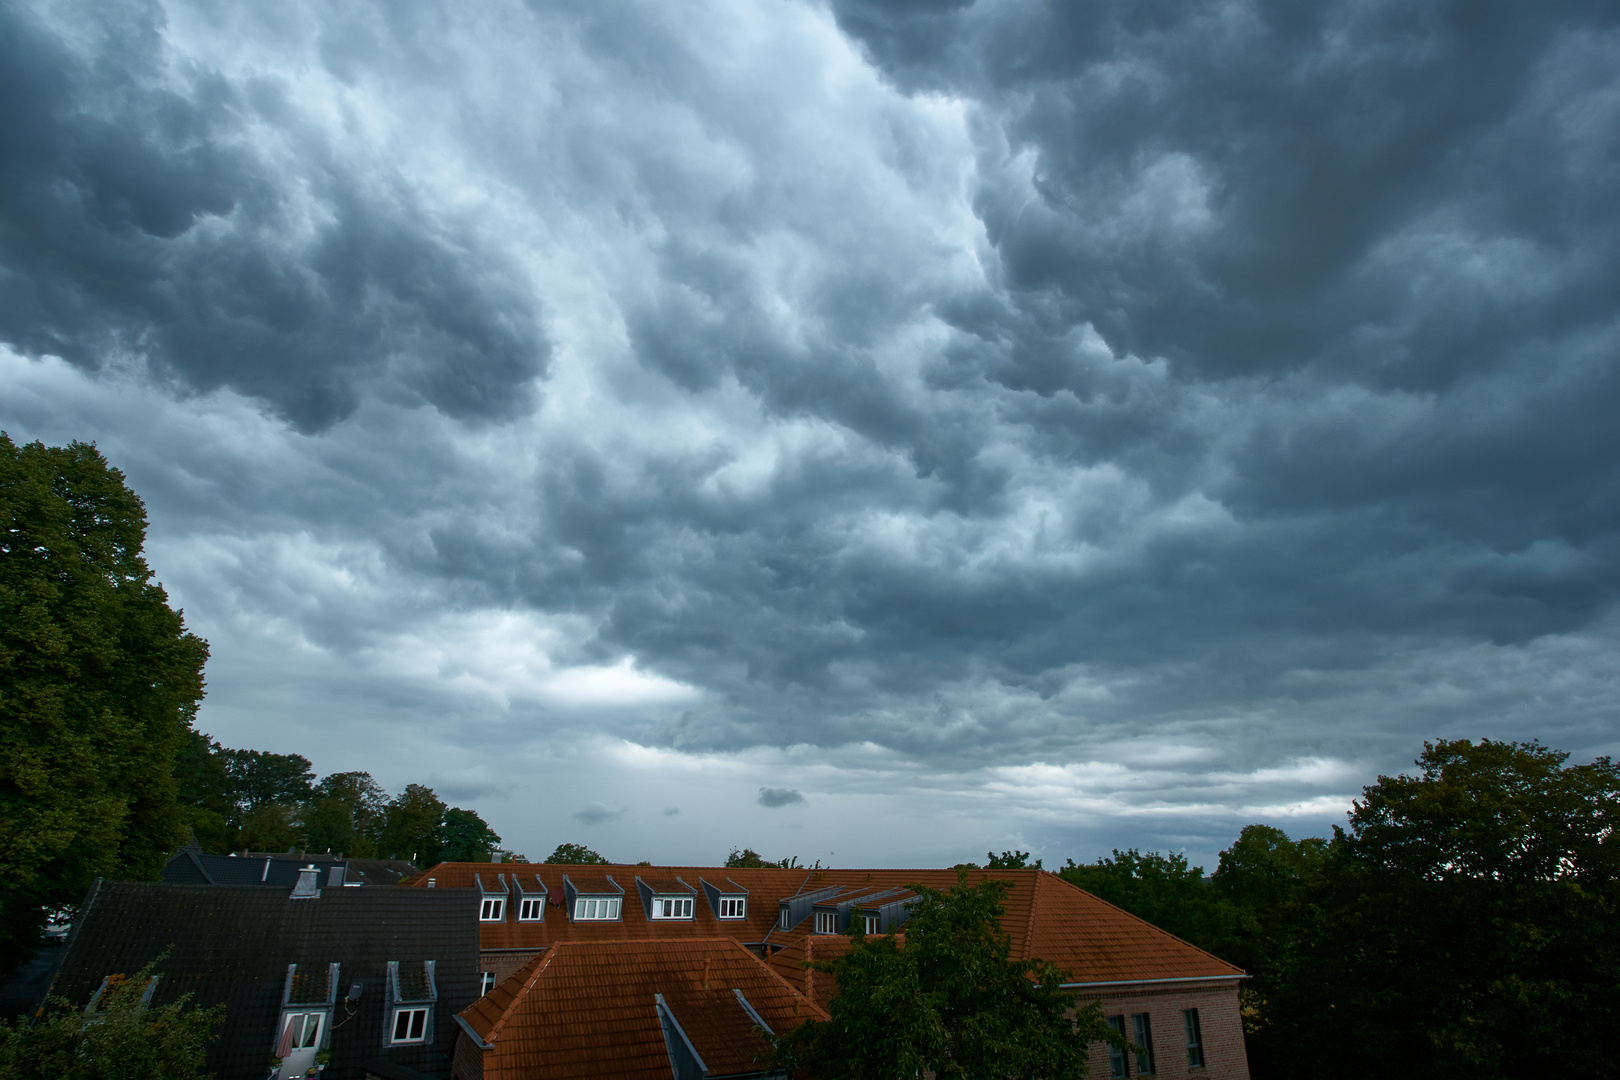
[458, 939, 826, 1080]
[48, 880, 480, 1080]
[409, 864, 1244, 986]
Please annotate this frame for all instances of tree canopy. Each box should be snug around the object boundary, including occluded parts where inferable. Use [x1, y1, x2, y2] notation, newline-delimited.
[546, 842, 609, 865]
[771, 872, 1119, 1079]
[0, 436, 208, 968]
[0, 959, 224, 1080]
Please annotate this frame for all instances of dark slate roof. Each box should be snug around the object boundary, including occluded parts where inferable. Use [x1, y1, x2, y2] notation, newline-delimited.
[47, 880, 479, 1080]
[162, 851, 332, 888]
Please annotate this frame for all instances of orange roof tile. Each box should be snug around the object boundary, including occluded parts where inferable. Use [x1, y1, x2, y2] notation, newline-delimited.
[460, 938, 826, 1080]
[414, 864, 1242, 984]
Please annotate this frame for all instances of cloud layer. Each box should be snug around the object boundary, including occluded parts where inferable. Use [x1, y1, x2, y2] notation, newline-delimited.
[2, 0, 1617, 867]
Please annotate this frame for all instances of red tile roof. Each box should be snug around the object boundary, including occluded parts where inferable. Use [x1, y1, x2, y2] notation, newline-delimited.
[413, 864, 1243, 984]
[459, 938, 826, 1080]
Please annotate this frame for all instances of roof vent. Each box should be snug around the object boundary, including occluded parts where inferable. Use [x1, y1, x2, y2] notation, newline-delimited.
[290, 864, 321, 899]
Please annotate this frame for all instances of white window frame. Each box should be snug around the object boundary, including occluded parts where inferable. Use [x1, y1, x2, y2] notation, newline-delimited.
[283, 1011, 322, 1050]
[863, 913, 879, 935]
[479, 897, 505, 922]
[814, 910, 836, 934]
[778, 907, 790, 929]
[718, 896, 746, 919]
[573, 896, 621, 921]
[517, 897, 545, 921]
[650, 896, 694, 920]
[481, 972, 496, 995]
[391, 1006, 429, 1044]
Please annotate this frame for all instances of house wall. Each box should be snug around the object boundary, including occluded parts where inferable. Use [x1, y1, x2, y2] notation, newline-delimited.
[450, 1029, 485, 1080]
[479, 949, 545, 984]
[1076, 980, 1249, 1080]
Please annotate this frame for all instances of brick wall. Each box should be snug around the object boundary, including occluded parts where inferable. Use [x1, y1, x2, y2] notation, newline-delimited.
[479, 948, 545, 985]
[1073, 979, 1248, 1080]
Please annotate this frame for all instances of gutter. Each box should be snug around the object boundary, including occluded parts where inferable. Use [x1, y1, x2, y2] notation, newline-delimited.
[454, 1014, 494, 1050]
[1059, 974, 1249, 989]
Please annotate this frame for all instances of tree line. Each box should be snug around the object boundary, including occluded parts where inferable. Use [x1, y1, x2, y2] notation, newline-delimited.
[174, 733, 501, 865]
[1051, 739, 1619, 1080]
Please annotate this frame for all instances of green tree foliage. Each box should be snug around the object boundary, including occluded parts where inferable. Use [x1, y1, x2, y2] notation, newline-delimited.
[986, 849, 1042, 870]
[439, 807, 502, 862]
[772, 872, 1120, 1079]
[172, 730, 233, 852]
[1059, 848, 1234, 951]
[1257, 740, 1620, 1080]
[375, 783, 447, 863]
[0, 959, 224, 1079]
[725, 847, 773, 868]
[303, 771, 387, 857]
[220, 749, 313, 812]
[546, 842, 609, 864]
[0, 436, 208, 967]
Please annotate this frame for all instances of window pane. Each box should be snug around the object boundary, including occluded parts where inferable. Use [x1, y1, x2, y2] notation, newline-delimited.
[587, 899, 599, 918]
[302, 1016, 320, 1048]
[393, 1010, 411, 1041]
[610, 899, 620, 918]
[409, 1010, 426, 1040]
[574, 900, 584, 919]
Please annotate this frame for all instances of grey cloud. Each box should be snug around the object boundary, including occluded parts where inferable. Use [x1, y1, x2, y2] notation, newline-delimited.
[757, 787, 806, 808]
[572, 802, 626, 826]
[662, 806, 680, 816]
[0, 1, 547, 432]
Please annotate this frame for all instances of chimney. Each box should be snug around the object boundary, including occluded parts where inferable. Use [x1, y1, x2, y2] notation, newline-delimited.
[291, 864, 321, 899]
[327, 865, 346, 888]
[490, 852, 500, 863]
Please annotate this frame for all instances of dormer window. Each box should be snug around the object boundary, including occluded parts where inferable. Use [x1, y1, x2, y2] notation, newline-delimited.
[480, 897, 505, 922]
[518, 897, 544, 921]
[573, 897, 621, 920]
[718, 897, 746, 919]
[779, 907, 790, 930]
[650, 897, 694, 920]
[814, 910, 836, 934]
[863, 913, 879, 935]
[391, 1007, 429, 1043]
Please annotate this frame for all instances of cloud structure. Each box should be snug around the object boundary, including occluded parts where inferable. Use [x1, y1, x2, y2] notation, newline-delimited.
[3, 0, 1618, 870]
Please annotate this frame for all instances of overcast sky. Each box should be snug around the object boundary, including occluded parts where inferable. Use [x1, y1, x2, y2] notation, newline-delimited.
[4, 0, 1618, 869]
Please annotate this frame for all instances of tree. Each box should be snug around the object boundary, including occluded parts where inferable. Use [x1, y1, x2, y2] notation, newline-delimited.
[1261, 740, 1620, 1080]
[0, 436, 209, 968]
[771, 872, 1120, 1079]
[0, 958, 224, 1080]
[1058, 849, 1234, 952]
[438, 807, 502, 862]
[221, 749, 313, 814]
[374, 784, 446, 864]
[172, 730, 233, 853]
[304, 771, 387, 857]
[546, 842, 609, 864]
[986, 849, 1042, 870]
[726, 847, 778, 868]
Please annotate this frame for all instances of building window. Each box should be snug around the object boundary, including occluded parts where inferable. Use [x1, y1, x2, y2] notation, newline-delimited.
[862, 914, 879, 935]
[518, 897, 544, 921]
[479, 897, 504, 921]
[651, 897, 694, 919]
[573, 897, 621, 920]
[481, 972, 496, 995]
[1132, 1013, 1155, 1074]
[718, 897, 746, 919]
[778, 907, 790, 929]
[281, 1012, 322, 1051]
[391, 1007, 429, 1044]
[814, 911, 836, 934]
[1183, 1009, 1205, 1068]
[1107, 1015, 1129, 1077]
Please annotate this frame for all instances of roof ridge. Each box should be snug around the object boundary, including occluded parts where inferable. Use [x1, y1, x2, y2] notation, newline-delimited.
[724, 938, 828, 1021]
[486, 949, 555, 1043]
[1020, 870, 1043, 961]
[1042, 871, 1245, 977]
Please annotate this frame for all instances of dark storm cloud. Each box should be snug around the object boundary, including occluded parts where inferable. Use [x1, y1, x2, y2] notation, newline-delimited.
[0, 1, 547, 431]
[2, 0, 1618, 846]
[757, 787, 806, 808]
